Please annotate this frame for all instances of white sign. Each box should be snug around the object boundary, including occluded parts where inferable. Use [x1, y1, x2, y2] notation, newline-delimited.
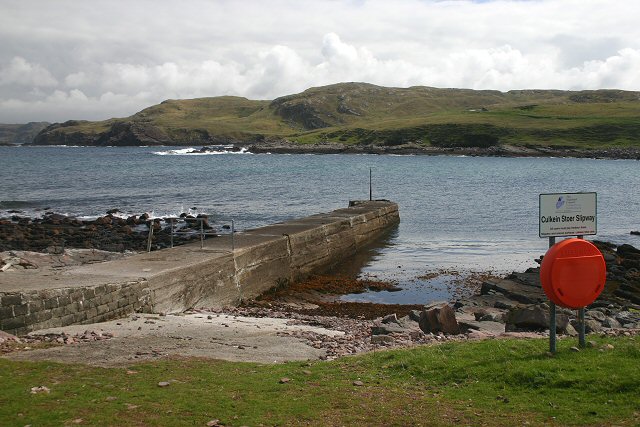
[539, 192, 597, 237]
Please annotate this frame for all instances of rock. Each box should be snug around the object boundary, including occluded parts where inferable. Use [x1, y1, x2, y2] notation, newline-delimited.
[505, 304, 569, 333]
[371, 312, 414, 334]
[371, 335, 395, 344]
[371, 323, 406, 335]
[418, 303, 460, 335]
[408, 310, 422, 322]
[467, 330, 492, 339]
[587, 310, 606, 322]
[0, 330, 19, 342]
[30, 386, 50, 394]
[381, 313, 400, 324]
[602, 317, 621, 329]
[564, 323, 578, 336]
[458, 319, 505, 335]
[616, 243, 640, 257]
[353, 380, 364, 387]
[278, 377, 291, 384]
[576, 319, 603, 333]
[93, 216, 112, 226]
[602, 343, 615, 350]
[473, 309, 490, 321]
[157, 381, 171, 387]
[480, 278, 546, 304]
[570, 346, 580, 352]
[615, 311, 640, 326]
[631, 231, 640, 236]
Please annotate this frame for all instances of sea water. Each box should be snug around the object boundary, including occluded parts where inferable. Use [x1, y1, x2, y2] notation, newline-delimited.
[1, 145, 638, 303]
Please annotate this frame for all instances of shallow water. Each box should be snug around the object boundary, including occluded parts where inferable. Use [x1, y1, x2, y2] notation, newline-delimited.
[1, 145, 638, 303]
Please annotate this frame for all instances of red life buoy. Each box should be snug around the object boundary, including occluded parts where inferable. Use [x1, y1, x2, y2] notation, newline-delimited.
[540, 238, 606, 309]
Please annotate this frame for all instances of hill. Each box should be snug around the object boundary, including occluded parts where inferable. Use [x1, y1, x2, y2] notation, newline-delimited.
[32, 83, 640, 153]
[0, 122, 50, 145]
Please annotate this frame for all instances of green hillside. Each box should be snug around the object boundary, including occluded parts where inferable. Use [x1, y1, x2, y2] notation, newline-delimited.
[32, 83, 640, 149]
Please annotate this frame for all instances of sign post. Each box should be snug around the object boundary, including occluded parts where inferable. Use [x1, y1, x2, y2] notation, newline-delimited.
[538, 192, 601, 353]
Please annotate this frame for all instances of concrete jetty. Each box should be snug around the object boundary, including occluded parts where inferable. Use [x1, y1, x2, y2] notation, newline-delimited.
[0, 200, 399, 335]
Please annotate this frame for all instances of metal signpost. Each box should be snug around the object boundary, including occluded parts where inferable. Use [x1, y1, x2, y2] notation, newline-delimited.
[538, 192, 599, 353]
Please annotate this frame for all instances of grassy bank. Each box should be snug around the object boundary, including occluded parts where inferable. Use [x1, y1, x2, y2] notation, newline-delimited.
[2, 335, 639, 426]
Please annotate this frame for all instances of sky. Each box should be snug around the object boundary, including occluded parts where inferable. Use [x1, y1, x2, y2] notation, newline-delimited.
[1, 0, 640, 123]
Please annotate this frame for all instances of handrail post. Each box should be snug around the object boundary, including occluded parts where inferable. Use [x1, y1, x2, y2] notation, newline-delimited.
[200, 218, 204, 249]
[147, 220, 154, 252]
[170, 218, 174, 248]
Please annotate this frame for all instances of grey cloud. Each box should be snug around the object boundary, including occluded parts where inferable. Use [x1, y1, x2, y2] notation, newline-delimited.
[552, 34, 623, 68]
[1, 0, 640, 123]
[0, 57, 58, 87]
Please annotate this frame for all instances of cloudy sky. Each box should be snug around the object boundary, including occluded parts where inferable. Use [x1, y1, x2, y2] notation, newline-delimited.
[1, 0, 640, 123]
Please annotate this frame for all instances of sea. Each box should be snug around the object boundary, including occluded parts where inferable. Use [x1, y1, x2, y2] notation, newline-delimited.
[1, 145, 639, 304]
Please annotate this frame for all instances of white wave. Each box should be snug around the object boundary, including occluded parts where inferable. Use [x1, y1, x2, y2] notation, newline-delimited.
[153, 146, 252, 156]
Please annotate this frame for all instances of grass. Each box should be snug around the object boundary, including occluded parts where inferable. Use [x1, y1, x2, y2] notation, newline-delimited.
[2, 335, 639, 426]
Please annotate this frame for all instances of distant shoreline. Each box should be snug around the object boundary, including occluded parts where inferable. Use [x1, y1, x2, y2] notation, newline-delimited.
[243, 142, 640, 160]
[11, 142, 640, 160]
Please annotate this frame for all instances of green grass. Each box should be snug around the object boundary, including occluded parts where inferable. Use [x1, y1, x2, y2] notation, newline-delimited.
[2, 335, 639, 426]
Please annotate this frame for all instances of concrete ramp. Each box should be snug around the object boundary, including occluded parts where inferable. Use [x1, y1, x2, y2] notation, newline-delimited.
[1, 201, 399, 334]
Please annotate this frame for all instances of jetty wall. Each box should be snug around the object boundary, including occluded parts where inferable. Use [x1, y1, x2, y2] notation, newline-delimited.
[0, 200, 399, 335]
[150, 200, 400, 312]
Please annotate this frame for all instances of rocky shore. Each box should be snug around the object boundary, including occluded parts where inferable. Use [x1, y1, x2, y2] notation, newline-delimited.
[232, 239, 640, 355]
[2, 224, 639, 362]
[0, 211, 215, 253]
[217, 141, 640, 159]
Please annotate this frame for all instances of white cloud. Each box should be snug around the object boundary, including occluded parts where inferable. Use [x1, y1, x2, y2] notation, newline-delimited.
[1, 0, 640, 122]
[0, 57, 58, 88]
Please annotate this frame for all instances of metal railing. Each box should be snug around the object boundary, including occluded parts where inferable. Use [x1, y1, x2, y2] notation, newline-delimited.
[146, 217, 235, 252]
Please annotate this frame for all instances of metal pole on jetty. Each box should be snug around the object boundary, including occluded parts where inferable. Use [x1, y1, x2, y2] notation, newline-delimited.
[369, 168, 372, 201]
[200, 219, 204, 249]
[169, 218, 174, 248]
[231, 219, 235, 251]
[147, 220, 154, 253]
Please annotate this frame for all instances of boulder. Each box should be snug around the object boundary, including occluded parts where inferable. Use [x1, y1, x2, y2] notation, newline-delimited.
[602, 317, 622, 329]
[586, 310, 606, 322]
[418, 303, 460, 335]
[480, 278, 546, 304]
[580, 319, 602, 333]
[371, 313, 410, 335]
[505, 304, 569, 333]
[617, 244, 640, 256]
[458, 319, 505, 335]
[93, 216, 112, 225]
